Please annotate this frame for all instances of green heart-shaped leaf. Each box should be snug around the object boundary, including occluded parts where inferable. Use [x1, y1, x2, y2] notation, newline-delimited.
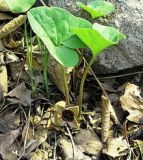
[28, 6, 92, 46]
[4, 0, 36, 13]
[71, 23, 125, 56]
[77, 1, 115, 18]
[28, 6, 92, 67]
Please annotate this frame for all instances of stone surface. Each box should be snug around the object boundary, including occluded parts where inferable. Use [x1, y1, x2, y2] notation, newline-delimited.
[36, 0, 143, 74]
[94, 0, 143, 74]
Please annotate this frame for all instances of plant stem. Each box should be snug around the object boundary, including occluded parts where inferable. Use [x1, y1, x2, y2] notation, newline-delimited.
[24, 23, 36, 95]
[78, 56, 96, 118]
[37, 37, 49, 95]
[83, 57, 108, 98]
[61, 66, 70, 106]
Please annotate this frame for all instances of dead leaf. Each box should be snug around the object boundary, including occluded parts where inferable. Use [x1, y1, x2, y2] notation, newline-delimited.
[0, 39, 4, 51]
[48, 55, 72, 95]
[29, 149, 49, 160]
[21, 124, 48, 156]
[0, 111, 20, 133]
[74, 129, 103, 158]
[0, 0, 10, 12]
[10, 61, 29, 81]
[59, 138, 91, 160]
[0, 13, 12, 20]
[120, 83, 143, 123]
[0, 15, 27, 39]
[101, 95, 111, 143]
[3, 31, 23, 49]
[7, 82, 32, 106]
[102, 137, 128, 158]
[0, 129, 20, 160]
[0, 65, 8, 99]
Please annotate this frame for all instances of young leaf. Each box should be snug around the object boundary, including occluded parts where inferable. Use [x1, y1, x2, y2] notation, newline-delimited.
[63, 35, 87, 49]
[77, 1, 115, 18]
[4, 0, 36, 13]
[28, 6, 92, 67]
[71, 23, 125, 56]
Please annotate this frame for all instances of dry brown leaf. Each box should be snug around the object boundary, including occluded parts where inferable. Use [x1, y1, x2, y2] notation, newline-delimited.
[102, 137, 128, 158]
[7, 82, 32, 106]
[101, 95, 111, 143]
[59, 138, 91, 160]
[120, 82, 143, 123]
[0, 0, 10, 12]
[0, 39, 4, 51]
[0, 13, 12, 20]
[0, 65, 8, 99]
[3, 31, 23, 49]
[22, 124, 48, 156]
[0, 15, 27, 39]
[0, 111, 20, 133]
[74, 129, 103, 158]
[48, 55, 72, 95]
[10, 61, 29, 81]
[0, 129, 20, 160]
[26, 54, 42, 70]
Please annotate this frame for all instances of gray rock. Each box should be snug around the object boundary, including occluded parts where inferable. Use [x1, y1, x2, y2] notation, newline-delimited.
[36, 0, 143, 74]
[93, 0, 143, 74]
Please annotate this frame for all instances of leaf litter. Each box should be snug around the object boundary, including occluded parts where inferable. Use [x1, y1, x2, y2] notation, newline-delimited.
[0, 4, 142, 160]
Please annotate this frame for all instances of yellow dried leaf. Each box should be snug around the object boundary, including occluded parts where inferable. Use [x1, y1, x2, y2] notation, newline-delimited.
[3, 31, 23, 49]
[102, 137, 128, 158]
[48, 55, 72, 95]
[120, 82, 143, 123]
[0, 0, 10, 12]
[0, 15, 27, 39]
[0, 65, 8, 98]
[30, 149, 48, 160]
[74, 129, 103, 156]
[101, 95, 111, 143]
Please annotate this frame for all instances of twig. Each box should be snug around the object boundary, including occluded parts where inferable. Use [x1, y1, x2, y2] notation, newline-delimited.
[65, 124, 75, 160]
[83, 57, 108, 98]
[18, 105, 31, 160]
[40, 0, 47, 6]
[53, 132, 57, 160]
[98, 71, 143, 80]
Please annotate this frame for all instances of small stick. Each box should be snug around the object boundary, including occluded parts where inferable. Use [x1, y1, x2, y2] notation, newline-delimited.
[98, 71, 143, 80]
[83, 57, 108, 98]
[65, 124, 75, 160]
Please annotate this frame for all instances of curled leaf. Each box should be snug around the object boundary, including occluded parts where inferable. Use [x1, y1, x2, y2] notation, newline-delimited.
[0, 65, 8, 98]
[120, 82, 143, 123]
[48, 55, 72, 95]
[101, 95, 110, 143]
[0, 15, 27, 39]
